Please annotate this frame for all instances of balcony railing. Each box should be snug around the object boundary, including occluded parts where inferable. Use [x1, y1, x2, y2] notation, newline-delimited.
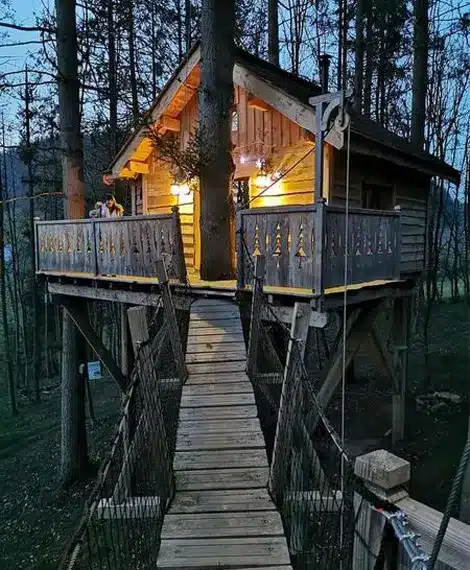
[236, 203, 401, 293]
[34, 208, 187, 283]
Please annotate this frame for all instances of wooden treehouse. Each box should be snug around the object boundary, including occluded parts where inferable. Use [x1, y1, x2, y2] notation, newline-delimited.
[37, 47, 464, 570]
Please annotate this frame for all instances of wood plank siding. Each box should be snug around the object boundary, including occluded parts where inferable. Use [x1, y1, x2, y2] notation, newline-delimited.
[332, 153, 429, 276]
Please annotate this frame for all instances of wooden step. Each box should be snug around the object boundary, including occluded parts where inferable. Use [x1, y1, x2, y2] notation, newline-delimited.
[187, 361, 246, 375]
[168, 489, 275, 514]
[161, 510, 284, 539]
[177, 417, 261, 433]
[176, 431, 264, 452]
[181, 393, 255, 408]
[186, 333, 245, 347]
[188, 321, 242, 331]
[186, 371, 250, 385]
[175, 467, 269, 491]
[190, 311, 240, 321]
[158, 537, 291, 568]
[174, 449, 268, 471]
[185, 351, 246, 364]
[186, 340, 246, 354]
[181, 382, 253, 396]
[188, 326, 243, 337]
[179, 405, 257, 421]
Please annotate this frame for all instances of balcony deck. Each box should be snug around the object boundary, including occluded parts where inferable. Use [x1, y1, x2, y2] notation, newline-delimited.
[35, 204, 410, 308]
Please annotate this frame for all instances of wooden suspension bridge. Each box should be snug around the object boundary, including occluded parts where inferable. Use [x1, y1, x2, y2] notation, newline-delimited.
[158, 298, 291, 569]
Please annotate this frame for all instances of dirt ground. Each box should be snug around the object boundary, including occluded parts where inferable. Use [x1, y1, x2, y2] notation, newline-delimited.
[0, 301, 468, 568]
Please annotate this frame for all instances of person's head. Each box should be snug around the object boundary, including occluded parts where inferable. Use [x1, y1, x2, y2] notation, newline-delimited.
[105, 193, 116, 209]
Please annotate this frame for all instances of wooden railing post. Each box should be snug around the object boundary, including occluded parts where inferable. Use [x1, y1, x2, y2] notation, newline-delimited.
[353, 449, 410, 570]
[171, 206, 187, 284]
[313, 198, 326, 305]
[247, 255, 265, 378]
[156, 259, 187, 382]
[236, 205, 245, 290]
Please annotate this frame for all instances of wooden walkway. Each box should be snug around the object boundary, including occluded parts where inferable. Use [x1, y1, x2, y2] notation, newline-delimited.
[158, 299, 292, 569]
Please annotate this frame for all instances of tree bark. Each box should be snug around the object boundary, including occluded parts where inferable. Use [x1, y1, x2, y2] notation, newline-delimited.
[56, 0, 85, 219]
[354, 0, 365, 112]
[268, 0, 279, 66]
[128, 1, 140, 124]
[107, 0, 118, 155]
[55, 0, 89, 486]
[199, 0, 235, 280]
[61, 310, 89, 486]
[411, 0, 429, 148]
[0, 141, 16, 415]
[363, 6, 373, 118]
[185, 0, 192, 54]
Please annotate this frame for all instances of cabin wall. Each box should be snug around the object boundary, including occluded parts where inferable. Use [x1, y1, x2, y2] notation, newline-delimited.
[144, 154, 196, 270]
[332, 151, 429, 276]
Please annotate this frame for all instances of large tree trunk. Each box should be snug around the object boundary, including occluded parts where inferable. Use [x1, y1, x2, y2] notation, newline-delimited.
[411, 0, 429, 148]
[268, 0, 279, 66]
[60, 310, 88, 486]
[107, 0, 118, 155]
[55, 0, 89, 486]
[128, 1, 140, 124]
[354, 0, 365, 112]
[199, 0, 235, 280]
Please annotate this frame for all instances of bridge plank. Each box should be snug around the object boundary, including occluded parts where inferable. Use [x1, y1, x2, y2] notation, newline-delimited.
[158, 537, 290, 568]
[177, 417, 261, 433]
[161, 511, 284, 539]
[176, 431, 264, 451]
[181, 382, 253, 396]
[174, 449, 268, 471]
[187, 361, 246, 374]
[187, 333, 245, 345]
[168, 489, 275, 513]
[190, 312, 240, 321]
[186, 341, 246, 354]
[175, 467, 269, 491]
[188, 326, 243, 336]
[185, 351, 247, 364]
[179, 405, 257, 421]
[188, 321, 243, 331]
[186, 371, 250, 385]
[181, 393, 255, 408]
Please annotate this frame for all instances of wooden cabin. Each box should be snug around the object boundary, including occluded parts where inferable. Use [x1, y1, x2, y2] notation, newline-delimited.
[103, 45, 459, 287]
[35, 45, 459, 304]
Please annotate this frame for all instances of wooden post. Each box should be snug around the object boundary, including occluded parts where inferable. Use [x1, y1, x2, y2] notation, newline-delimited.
[353, 449, 410, 570]
[236, 205, 245, 290]
[313, 198, 326, 306]
[269, 302, 310, 502]
[392, 295, 410, 444]
[156, 259, 187, 382]
[247, 255, 265, 378]
[171, 206, 187, 283]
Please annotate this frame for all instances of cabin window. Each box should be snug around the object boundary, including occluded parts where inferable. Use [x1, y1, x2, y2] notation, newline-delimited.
[361, 183, 393, 210]
[233, 177, 249, 206]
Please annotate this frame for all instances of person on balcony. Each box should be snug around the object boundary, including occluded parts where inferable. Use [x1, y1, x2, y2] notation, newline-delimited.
[100, 193, 124, 218]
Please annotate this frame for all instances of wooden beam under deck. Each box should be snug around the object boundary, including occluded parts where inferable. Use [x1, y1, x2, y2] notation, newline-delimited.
[39, 270, 414, 310]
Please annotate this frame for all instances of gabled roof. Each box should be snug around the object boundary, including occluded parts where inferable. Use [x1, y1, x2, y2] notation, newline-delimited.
[108, 44, 460, 185]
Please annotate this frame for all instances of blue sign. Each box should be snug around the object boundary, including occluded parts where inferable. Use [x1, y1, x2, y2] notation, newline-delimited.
[87, 361, 102, 380]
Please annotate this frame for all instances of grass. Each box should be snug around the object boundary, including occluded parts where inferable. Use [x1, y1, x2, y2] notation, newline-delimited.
[0, 377, 121, 570]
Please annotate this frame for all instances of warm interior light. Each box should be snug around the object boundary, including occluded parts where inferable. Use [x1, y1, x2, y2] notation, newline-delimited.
[255, 175, 270, 188]
[171, 182, 191, 196]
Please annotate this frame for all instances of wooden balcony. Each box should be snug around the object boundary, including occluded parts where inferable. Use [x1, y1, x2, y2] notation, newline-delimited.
[236, 203, 401, 294]
[35, 204, 404, 305]
[35, 209, 187, 283]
